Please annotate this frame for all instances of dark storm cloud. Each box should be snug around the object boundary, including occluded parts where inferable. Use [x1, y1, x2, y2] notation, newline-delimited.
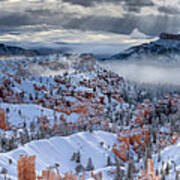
[0, 7, 73, 29]
[63, 15, 137, 34]
[63, 14, 180, 36]
[1, 9, 179, 37]
[61, 0, 95, 7]
[26, 9, 58, 16]
[65, 0, 154, 14]
[0, 13, 33, 27]
[62, 0, 154, 7]
[123, 0, 154, 13]
[0, 0, 180, 37]
[158, 6, 180, 15]
[62, 0, 154, 13]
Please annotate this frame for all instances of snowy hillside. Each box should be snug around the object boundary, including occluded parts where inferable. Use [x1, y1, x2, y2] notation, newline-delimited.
[0, 51, 180, 179]
[0, 103, 62, 129]
[0, 131, 117, 180]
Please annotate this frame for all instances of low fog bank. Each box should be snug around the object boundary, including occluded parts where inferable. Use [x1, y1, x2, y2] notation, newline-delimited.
[100, 58, 180, 86]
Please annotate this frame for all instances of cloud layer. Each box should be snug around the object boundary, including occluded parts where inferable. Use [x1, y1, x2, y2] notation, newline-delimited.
[0, 0, 180, 33]
[0, 0, 180, 45]
[101, 59, 180, 86]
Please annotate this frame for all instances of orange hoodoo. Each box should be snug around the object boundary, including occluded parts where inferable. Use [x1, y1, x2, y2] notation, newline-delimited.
[138, 159, 161, 180]
[17, 155, 36, 180]
[37, 170, 85, 180]
[114, 128, 150, 162]
[17, 155, 85, 180]
[172, 132, 178, 145]
[37, 170, 59, 180]
[0, 108, 6, 130]
[113, 144, 129, 162]
[91, 172, 103, 180]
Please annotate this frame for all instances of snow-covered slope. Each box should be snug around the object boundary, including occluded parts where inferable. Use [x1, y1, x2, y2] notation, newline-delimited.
[0, 103, 63, 129]
[1, 47, 180, 179]
[0, 131, 117, 179]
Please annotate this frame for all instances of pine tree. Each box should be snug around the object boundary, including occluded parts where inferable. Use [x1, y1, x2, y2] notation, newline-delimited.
[106, 155, 112, 166]
[18, 110, 22, 116]
[75, 164, 84, 174]
[76, 151, 81, 163]
[114, 158, 122, 180]
[86, 157, 94, 171]
[165, 162, 170, 175]
[71, 152, 76, 161]
[161, 173, 166, 180]
[156, 169, 159, 176]
[30, 121, 35, 133]
[24, 128, 30, 143]
[175, 170, 179, 180]
[158, 151, 161, 162]
[54, 163, 60, 174]
[1, 167, 7, 180]
[29, 93, 33, 101]
[8, 136, 17, 151]
[100, 141, 104, 147]
[89, 123, 93, 133]
[6, 108, 10, 113]
[127, 160, 134, 179]
[8, 158, 12, 165]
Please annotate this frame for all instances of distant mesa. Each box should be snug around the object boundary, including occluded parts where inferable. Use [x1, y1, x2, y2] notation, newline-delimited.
[160, 32, 180, 40]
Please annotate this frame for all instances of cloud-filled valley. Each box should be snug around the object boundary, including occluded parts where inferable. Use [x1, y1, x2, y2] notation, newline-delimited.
[101, 58, 180, 86]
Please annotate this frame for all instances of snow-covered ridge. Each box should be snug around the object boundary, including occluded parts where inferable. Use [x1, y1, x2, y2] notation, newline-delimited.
[0, 131, 116, 180]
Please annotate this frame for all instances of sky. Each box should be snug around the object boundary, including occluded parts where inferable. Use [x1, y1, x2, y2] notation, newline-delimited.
[0, 0, 180, 48]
